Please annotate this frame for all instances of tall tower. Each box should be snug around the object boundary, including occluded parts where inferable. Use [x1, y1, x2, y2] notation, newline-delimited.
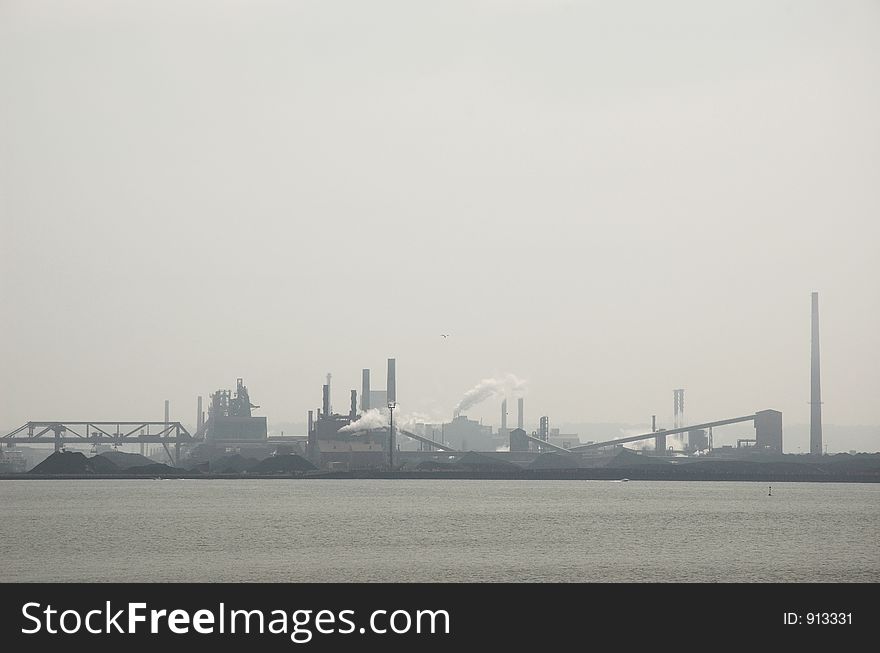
[673, 389, 684, 429]
[517, 397, 524, 429]
[361, 369, 371, 411]
[387, 358, 396, 404]
[673, 389, 685, 449]
[810, 292, 823, 455]
[500, 399, 508, 438]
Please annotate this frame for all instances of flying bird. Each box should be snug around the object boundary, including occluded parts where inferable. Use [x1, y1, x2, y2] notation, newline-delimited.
[441, 334, 449, 338]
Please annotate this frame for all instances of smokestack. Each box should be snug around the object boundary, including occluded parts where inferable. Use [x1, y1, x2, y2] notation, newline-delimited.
[307, 410, 315, 462]
[322, 384, 330, 417]
[652, 415, 656, 432]
[350, 390, 357, 421]
[362, 369, 371, 411]
[811, 292, 823, 455]
[673, 389, 684, 429]
[387, 358, 396, 404]
[539, 416, 549, 442]
[164, 400, 170, 427]
[501, 399, 507, 435]
[197, 396, 203, 432]
[326, 373, 332, 413]
[517, 397, 524, 429]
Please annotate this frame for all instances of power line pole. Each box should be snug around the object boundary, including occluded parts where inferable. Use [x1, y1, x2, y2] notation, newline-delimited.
[388, 402, 396, 470]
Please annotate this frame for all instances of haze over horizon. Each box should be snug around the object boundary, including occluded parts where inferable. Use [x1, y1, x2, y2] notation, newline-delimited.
[2, 2, 878, 453]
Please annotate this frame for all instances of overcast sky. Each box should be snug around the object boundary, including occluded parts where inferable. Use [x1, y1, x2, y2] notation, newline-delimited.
[1, 1, 878, 449]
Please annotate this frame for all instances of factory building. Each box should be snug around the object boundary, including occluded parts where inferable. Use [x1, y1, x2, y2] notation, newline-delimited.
[509, 428, 529, 452]
[435, 415, 494, 451]
[187, 378, 272, 463]
[205, 378, 267, 442]
[687, 429, 709, 452]
[306, 358, 397, 469]
[754, 409, 783, 453]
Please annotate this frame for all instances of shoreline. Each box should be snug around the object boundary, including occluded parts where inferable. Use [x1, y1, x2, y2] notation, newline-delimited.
[3, 470, 879, 482]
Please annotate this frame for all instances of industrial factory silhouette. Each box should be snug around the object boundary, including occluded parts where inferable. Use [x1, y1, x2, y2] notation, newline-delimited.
[4, 292, 877, 481]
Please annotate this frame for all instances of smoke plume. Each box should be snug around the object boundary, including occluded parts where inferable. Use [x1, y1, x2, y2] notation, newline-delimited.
[340, 409, 388, 433]
[454, 374, 527, 416]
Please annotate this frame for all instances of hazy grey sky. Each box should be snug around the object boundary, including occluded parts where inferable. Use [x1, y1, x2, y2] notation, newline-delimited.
[2, 1, 878, 447]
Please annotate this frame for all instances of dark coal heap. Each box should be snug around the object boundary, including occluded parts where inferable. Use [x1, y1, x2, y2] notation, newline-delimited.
[250, 454, 317, 474]
[29, 451, 119, 474]
[124, 463, 187, 476]
[209, 454, 260, 474]
[99, 450, 155, 469]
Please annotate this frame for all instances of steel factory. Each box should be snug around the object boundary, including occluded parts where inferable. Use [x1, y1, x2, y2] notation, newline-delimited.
[1, 293, 833, 475]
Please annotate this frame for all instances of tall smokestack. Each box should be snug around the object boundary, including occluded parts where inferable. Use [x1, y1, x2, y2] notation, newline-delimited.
[501, 399, 508, 435]
[362, 369, 371, 411]
[673, 389, 684, 429]
[197, 396, 203, 432]
[307, 410, 315, 462]
[322, 384, 330, 417]
[387, 358, 396, 404]
[326, 373, 332, 413]
[350, 390, 357, 421]
[810, 291, 823, 455]
[517, 397, 524, 429]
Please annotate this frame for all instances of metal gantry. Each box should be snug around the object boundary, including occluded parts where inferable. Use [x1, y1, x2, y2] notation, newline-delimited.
[1, 421, 195, 464]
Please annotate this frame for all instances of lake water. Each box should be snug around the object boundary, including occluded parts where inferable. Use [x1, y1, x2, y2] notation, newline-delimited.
[1, 479, 877, 582]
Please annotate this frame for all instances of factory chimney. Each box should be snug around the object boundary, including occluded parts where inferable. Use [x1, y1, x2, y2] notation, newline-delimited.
[307, 410, 315, 462]
[517, 397, 524, 429]
[322, 384, 330, 418]
[673, 389, 684, 429]
[326, 373, 332, 414]
[387, 358, 396, 404]
[362, 369, 371, 411]
[810, 292, 823, 455]
[196, 396, 203, 432]
[350, 390, 357, 421]
[501, 399, 508, 436]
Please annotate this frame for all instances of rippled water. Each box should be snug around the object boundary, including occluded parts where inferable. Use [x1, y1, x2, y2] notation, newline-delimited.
[1, 479, 877, 582]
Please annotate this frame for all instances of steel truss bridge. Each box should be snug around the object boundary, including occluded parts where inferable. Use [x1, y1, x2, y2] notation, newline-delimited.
[2, 421, 194, 465]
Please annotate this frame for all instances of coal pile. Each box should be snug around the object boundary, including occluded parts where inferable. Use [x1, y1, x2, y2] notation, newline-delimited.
[29, 451, 119, 475]
[124, 463, 187, 476]
[528, 453, 581, 470]
[610, 448, 671, 466]
[453, 452, 521, 472]
[413, 460, 456, 471]
[209, 454, 261, 474]
[250, 454, 317, 474]
[99, 450, 155, 470]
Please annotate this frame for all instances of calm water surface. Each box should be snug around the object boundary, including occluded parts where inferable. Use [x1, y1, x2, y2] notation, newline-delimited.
[1, 479, 877, 582]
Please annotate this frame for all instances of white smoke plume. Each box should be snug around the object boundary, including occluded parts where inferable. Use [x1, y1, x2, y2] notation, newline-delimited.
[339, 406, 434, 436]
[454, 374, 527, 417]
[339, 408, 388, 434]
[396, 411, 438, 434]
[618, 426, 653, 451]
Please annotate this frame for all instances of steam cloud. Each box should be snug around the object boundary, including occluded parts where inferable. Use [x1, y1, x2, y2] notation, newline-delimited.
[340, 409, 388, 433]
[454, 374, 527, 416]
[340, 407, 431, 435]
